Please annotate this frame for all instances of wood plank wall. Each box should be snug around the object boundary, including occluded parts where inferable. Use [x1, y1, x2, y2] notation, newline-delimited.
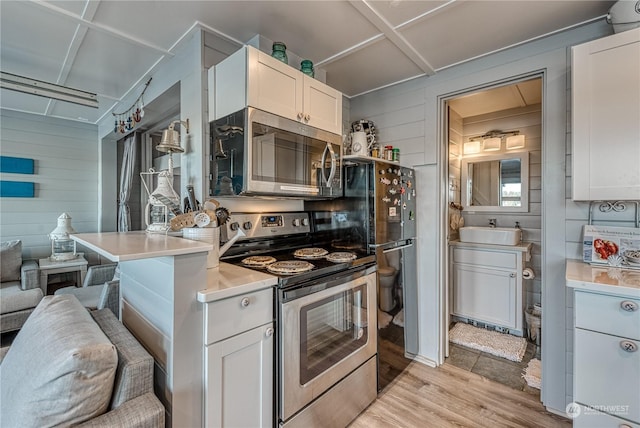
[0, 109, 99, 260]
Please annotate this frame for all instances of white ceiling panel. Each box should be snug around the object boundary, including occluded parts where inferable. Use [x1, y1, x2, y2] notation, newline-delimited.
[401, 1, 615, 70]
[367, 0, 451, 27]
[0, 1, 76, 80]
[323, 38, 423, 97]
[0, 0, 616, 123]
[64, 28, 162, 98]
[448, 78, 542, 118]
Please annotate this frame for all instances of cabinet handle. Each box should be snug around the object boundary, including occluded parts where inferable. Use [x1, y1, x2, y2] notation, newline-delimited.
[240, 297, 250, 308]
[620, 340, 638, 353]
[265, 327, 274, 337]
[620, 300, 639, 312]
[297, 112, 304, 120]
[304, 114, 310, 122]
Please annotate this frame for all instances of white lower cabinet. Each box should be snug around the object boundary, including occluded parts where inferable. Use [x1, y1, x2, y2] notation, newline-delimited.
[573, 290, 640, 427]
[204, 288, 274, 427]
[450, 243, 530, 334]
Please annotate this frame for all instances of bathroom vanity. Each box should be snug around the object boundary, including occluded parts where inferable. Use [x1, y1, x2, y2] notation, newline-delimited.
[449, 241, 532, 336]
[566, 260, 640, 427]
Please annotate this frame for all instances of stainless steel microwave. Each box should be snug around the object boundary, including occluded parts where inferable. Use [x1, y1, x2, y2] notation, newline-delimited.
[210, 107, 342, 198]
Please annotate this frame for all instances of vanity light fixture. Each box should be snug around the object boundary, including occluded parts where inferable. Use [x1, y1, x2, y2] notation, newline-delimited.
[482, 137, 502, 151]
[463, 140, 481, 155]
[506, 134, 526, 150]
[0, 71, 98, 108]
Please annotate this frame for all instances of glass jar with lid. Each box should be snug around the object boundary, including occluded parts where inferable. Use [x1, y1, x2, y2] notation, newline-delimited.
[300, 60, 314, 77]
[271, 42, 288, 64]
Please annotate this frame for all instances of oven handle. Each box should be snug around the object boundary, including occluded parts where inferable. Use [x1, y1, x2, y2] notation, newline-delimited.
[280, 264, 376, 302]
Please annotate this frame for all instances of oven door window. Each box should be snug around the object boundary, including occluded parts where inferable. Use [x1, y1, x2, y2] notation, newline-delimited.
[299, 284, 367, 385]
[251, 121, 338, 188]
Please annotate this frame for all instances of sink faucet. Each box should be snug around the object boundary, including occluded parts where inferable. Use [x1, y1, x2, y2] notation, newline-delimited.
[489, 218, 497, 228]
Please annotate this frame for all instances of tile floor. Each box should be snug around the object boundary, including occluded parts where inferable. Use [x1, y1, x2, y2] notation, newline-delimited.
[445, 340, 540, 396]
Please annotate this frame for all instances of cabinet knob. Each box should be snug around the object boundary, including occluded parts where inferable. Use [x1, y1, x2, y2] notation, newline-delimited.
[510, 273, 516, 278]
[620, 340, 638, 353]
[297, 112, 304, 120]
[620, 300, 639, 312]
[304, 114, 311, 122]
[240, 297, 250, 308]
[265, 327, 274, 337]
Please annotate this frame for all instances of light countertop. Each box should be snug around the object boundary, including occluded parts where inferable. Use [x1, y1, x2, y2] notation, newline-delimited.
[197, 263, 277, 303]
[566, 259, 640, 299]
[71, 231, 213, 262]
[449, 240, 533, 253]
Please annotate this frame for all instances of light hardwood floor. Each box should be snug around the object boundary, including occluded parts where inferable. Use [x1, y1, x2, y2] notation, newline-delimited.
[351, 340, 570, 428]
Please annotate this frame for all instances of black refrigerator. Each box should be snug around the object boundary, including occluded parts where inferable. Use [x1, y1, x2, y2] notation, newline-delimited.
[343, 159, 418, 388]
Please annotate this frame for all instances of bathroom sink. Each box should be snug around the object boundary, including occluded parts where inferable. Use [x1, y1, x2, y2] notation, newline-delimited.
[459, 227, 522, 246]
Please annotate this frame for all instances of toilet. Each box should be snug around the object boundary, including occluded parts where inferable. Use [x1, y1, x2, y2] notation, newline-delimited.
[378, 250, 399, 312]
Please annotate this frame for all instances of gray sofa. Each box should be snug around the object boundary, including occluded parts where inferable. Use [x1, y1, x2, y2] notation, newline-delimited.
[0, 295, 164, 427]
[0, 240, 43, 333]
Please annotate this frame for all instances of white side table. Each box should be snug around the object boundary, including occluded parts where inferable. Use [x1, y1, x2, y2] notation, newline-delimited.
[39, 256, 88, 295]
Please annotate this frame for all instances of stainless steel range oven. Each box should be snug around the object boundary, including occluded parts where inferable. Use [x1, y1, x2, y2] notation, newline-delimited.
[220, 212, 377, 428]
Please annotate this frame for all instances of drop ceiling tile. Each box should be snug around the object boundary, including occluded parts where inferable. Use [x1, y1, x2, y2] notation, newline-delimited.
[0, 89, 50, 115]
[401, 1, 614, 70]
[45, 0, 87, 16]
[322, 38, 423, 97]
[63, 28, 163, 98]
[49, 95, 110, 123]
[368, 0, 450, 28]
[0, 1, 75, 81]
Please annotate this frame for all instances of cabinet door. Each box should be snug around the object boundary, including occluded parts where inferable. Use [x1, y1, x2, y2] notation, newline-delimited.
[248, 49, 303, 123]
[205, 323, 274, 428]
[452, 264, 516, 328]
[574, 328, 640, 423]
[572, 28, 640, 201]
[303, 76, 343, 135]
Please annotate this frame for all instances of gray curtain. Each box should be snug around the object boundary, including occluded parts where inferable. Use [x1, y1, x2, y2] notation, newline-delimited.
[118, 133, 137, 232]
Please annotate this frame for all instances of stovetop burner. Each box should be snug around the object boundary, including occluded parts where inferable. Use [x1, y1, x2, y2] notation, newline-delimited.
[267, 260, 315, 275]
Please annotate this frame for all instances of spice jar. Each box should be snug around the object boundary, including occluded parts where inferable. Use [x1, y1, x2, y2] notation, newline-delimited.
[392, 148, 400, 162]
[271, 42, 288, 64]
[385, 145, 394, 161]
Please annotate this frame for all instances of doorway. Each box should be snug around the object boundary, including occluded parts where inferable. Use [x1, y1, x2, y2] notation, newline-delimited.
[442, 76, 543, 395]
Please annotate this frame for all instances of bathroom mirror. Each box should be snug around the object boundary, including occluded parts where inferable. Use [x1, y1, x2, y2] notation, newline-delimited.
[461, 152, 529, 212]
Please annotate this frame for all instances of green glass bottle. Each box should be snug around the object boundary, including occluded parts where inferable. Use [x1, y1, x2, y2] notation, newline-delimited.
[300, 60, 314, 78]
[271, 42, 288, 64]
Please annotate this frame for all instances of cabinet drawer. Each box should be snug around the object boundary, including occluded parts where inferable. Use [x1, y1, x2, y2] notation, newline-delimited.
[453, 248, 516, 269]
[574, 405, 640, 427]
[574, 329, 640, 423]
[205, 288, 273, 345]
[575, 292, 640, 340]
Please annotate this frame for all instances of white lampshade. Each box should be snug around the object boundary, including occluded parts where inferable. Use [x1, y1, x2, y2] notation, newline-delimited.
[506, 134, 525, 150]
[482, 137, 501, 151]
[463, 140, 481, 155]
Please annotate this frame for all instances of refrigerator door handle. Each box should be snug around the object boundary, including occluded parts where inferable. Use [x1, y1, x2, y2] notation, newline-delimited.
[382, 243, 414, 253]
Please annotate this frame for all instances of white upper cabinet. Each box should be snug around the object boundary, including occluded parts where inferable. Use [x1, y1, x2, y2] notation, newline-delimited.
[571, 28, 640, 201]
[213, 45, 343, 135]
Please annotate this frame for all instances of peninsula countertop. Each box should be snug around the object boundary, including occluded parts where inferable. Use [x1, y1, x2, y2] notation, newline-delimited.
[197, 263, 277, 303]
[71, 231, 213, 262]
[566, 258, 640, 298]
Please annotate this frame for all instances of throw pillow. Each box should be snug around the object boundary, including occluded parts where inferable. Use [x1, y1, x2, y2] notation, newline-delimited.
[0, 295, 118, 427]
[0, 240, 22, 282]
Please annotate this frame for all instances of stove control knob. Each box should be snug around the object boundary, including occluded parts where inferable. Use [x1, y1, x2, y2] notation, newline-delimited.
[230, 222, 240, 231]
[243, 221, 252, 230]
[292, 218, 301, 227]
[301, 218, 309, 226]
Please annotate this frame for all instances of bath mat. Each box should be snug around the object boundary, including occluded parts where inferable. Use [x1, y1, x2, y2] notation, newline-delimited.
[392, 309, 404, 327]
[378, 310, 392, 329]
[449, 323, 527, 362]
[522, 358, 541, 389]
